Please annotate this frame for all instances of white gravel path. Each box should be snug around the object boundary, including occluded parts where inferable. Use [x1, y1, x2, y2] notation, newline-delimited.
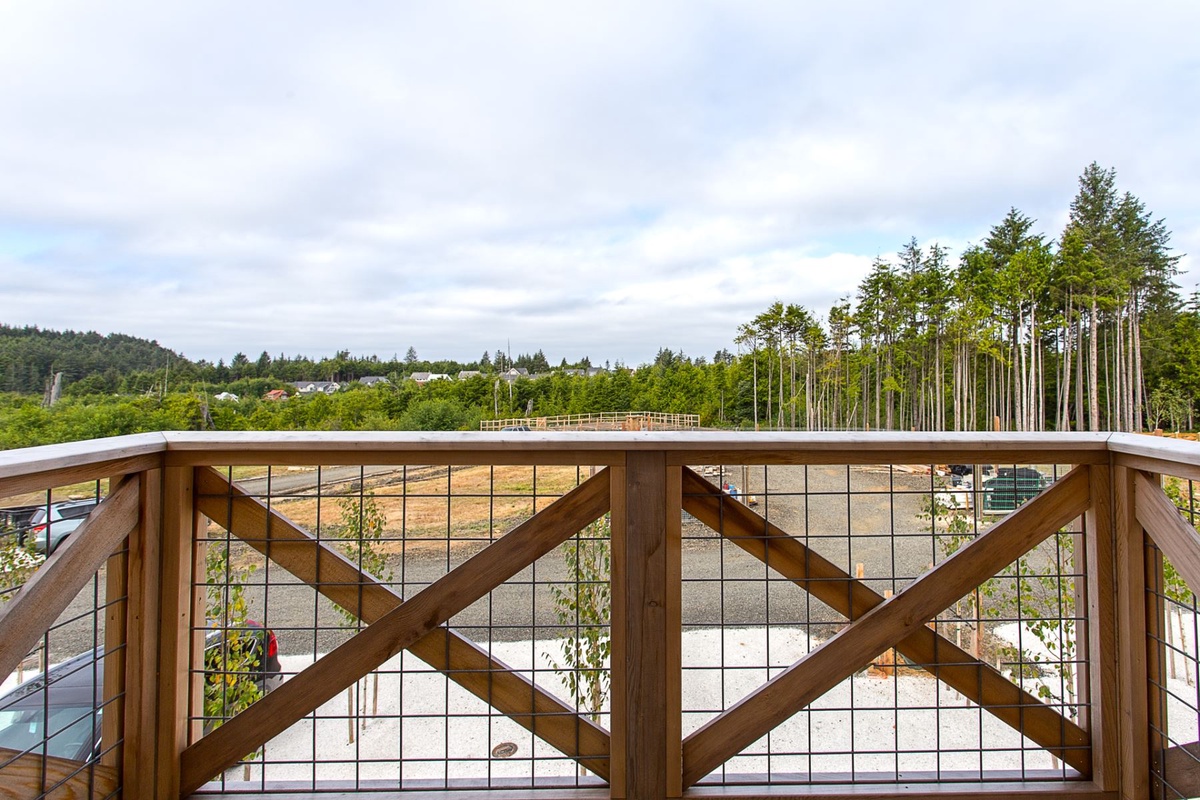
[219, 625, 1150, 788]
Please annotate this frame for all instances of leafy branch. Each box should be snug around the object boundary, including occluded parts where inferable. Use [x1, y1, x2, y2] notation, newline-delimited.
[549, 517, 611, 724]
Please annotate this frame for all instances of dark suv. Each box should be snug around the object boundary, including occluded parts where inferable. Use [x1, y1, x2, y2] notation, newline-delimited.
[982, 468, 1049, 514]
[0, 623, 281, 762]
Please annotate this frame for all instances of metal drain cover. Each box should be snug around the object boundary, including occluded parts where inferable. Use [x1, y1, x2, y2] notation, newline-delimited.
[491, 742, 518, 758]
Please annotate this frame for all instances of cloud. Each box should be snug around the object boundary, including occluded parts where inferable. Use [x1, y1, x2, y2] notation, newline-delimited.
[0, 1, 1196, 364]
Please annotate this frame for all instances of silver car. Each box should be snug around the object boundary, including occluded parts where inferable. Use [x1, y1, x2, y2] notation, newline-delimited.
[26, 500, 99, 554]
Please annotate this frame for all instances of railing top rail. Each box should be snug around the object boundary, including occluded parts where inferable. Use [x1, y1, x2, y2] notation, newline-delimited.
[1108, 431, 1200, 479]
[155, 429, 1111, 451]
[158, 431, 1116, 467]
[7, 430, 1200, 491]
[0, 432, 166, 496]
[1108, 431, 1200, 465]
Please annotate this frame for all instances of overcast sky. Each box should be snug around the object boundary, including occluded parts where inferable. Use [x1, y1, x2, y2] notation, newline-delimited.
[1, 2, 1197, 367]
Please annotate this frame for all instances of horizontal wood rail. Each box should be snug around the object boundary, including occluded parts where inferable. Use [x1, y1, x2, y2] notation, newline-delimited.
[3, 431, 1200, 799]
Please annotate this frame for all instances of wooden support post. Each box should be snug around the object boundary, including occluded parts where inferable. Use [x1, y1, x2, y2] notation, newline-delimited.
[1084, 462, 1118, 790]
[610, 452, 681, 799]
[124, 468, 161, 800]
[1115, 465, 1149, 799]
[158, 466, 199, 799]
[1146, 529, 1167, 790]
[102, 477, 129, 771]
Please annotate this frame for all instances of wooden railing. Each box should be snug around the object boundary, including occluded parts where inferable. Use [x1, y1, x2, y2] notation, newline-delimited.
[480, 412, 700, 431]
[1, 431, 1199, 799]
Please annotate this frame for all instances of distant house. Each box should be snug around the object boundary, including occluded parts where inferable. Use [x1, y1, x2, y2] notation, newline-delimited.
[457, 371, 482, 380]
[410, 372, 450, 385]
[292, 381, 341, 395]
[213, 391, 239, 402]
[359, 376, 390, 387]
[263, 389, 289, 402]
[561, 368, 607, 378]
[499, 368, 531, 383]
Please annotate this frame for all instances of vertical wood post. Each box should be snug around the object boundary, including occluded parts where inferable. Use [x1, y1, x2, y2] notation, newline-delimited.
[1146, 528, 1167, 790]
[123, 468, 161, 800]
[610, 452, 682, 799]
[1085, 462, 1118, 789]
[102, 475, 131, 772]
[158, 466, 199, 799]
[1115, 465, 1149, 798]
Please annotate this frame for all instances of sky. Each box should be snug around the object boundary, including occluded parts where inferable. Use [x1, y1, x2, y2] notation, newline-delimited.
[1, 1, 1198, 368]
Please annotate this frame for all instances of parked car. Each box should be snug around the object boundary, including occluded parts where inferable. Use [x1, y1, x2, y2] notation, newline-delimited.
[982, 468, 1049, 514]
[0, 623, 282, 762]
[500, 425, 531, 432]
[26, 500, 99, 554]
[0, 504, 42, 534]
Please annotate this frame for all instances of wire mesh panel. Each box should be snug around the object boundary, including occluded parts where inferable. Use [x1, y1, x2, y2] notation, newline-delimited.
[190, 462, 610, 794]
[1148, 475, 1200, 800]
[0, 478, 125, 799]
[680, 461, 1087, 787]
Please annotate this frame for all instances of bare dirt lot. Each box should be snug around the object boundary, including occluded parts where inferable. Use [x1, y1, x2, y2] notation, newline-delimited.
[224, 463, 953, 655]
[46, 463, 1010, 660]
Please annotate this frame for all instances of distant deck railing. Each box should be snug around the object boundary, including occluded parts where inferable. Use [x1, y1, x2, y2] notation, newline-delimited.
[1, 431, 1199, 799]
[480, 412, 700, 431]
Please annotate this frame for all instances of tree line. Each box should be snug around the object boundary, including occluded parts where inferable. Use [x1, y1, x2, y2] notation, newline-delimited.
[735, 163, 1194, 433]
[0, 325, 604, 399]
[1, 163, 1195, 448]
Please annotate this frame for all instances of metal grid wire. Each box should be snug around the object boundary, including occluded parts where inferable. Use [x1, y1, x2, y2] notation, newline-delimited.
[1148, 476, 1200, 800]
[680, 462, 1087, 786]
[186, 458, 1088, 793]
[0, 479, 123, 800]
[191, 463, 608, 794]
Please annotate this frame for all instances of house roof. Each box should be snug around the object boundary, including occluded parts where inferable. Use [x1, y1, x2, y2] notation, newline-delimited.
[292, 381, 340, 393]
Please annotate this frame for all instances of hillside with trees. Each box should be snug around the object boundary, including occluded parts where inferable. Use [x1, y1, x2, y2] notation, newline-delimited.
[1, 164, 1195, 448]
[0, 325, 185, 395]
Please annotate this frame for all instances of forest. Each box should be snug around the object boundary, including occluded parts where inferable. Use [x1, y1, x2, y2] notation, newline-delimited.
[1, 163, 1197, 450]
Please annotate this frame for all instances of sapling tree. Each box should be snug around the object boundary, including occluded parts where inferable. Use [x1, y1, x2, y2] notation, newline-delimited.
[989, 532, 1079, 711]
[924, 492, 982, 656]
[925, 486, 1078, 710]
[334, 490, 393, 738]
[204, 538, 262, 730]
[549, 517, 611, 726]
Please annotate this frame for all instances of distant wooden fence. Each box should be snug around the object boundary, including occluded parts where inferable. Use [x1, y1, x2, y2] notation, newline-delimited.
[481, 411, 700, 431]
